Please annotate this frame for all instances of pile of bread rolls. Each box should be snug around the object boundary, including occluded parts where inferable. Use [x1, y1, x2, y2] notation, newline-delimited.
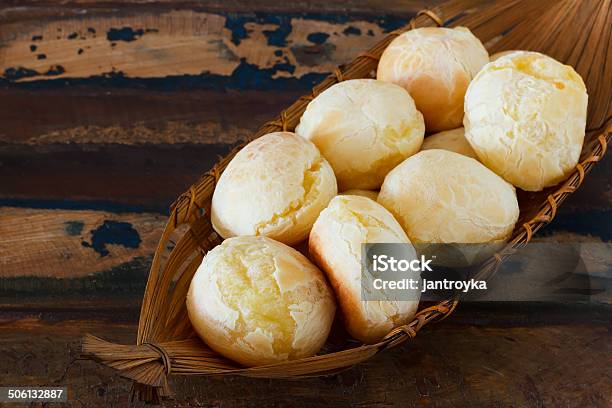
[187, 26, 588, 366]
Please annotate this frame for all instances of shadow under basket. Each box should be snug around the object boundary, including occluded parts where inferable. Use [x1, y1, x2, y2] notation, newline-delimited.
[82, 0, 611, 403]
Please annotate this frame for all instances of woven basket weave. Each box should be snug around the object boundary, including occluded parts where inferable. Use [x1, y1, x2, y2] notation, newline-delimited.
[83, 0, 611, 402]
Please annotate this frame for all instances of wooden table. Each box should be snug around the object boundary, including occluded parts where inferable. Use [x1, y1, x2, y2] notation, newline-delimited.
[2, 301, 611, 407]
[1, 1, 610, 406]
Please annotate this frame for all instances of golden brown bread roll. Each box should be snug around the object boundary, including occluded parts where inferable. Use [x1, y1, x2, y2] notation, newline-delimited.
[187, 236, 336, 366]
[378, 149, 519, 266]
[489, 50, 518, 61]
[421, 127, 478, 159]
[340, 189, 379, 201]
[464, 51, 588, 191]
[296, 79, 425, 190]
[377, 27, 489, 132]
[211, 132, 337, 245]
[309, 195, 420, 343]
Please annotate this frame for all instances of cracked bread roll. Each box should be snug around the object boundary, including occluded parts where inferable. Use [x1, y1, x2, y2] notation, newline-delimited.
[309, 195, 420, 344]
[295, 79, 425, 190]
[378, 150, 519, 266]
[377, 27, 489, 132]
[187, 236, 336, 366]
[464, 51, 588, 191]
[340, 189, 379, 201]
[421, 127, 478, 159]
[211, 132, 337, 245]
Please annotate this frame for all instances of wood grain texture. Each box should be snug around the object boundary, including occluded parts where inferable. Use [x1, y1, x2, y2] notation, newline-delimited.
[0, 0, 443, 15]
[0, 1, 608, 212]
[0, 1, 609, 293]
[1, 147, 608, 214]
[470, 234, 612, 304]
[1, 301, 610, 407]
[0, 9, 409, 83]
[0, 204, 610, 303]
[0, 1, 610, 405]
[0, 207, 164, 278]
[0, 89, 299, 144]
[0, 98, 609, 211]
[0, 207, 166, 299]
[0, 143, 233, 212]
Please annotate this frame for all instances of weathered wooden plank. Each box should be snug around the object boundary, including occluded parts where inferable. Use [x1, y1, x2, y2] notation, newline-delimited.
[0, 10, 412, 84]
[0, 89, 298, 144]
[466, 234, 612, 304]
[0, 136, 608, 221]
[0, 301, 610, 407]
[1, 203, 610, 304]
[0, 207, 166, 298]
[0, 0, 443, 15]
[0, 258, 150, 298]
[0, 143, 234, 212]
[0, 1, 608, 303]
[0, 3, 607, 213]
[0, 207, 164, 278]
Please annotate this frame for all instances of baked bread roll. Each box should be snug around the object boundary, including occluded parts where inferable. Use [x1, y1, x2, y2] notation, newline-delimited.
[309, 195, 420, 344]
[340, 189, 379, 201]
[295, 79, 425, 190]
[489, 50, 517, 61]
[421, 127, 478, 159]
[187, 236, 336, 366]
[211, 132, 337, 245]
[464, 51, 588, 191]
[377, 27, 489, 132]
[378, 150, 519, 266]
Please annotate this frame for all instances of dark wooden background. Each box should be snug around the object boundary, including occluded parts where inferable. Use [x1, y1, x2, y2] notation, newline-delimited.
[0, 0, 610, 406]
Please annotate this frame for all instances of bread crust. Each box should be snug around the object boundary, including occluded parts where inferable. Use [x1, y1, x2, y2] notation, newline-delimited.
[377, 27, 489, 132]
[464, 51, 588, 191]
[211, 132, 337, 245]
[187, 236, 336, 366]
[296, 79, 424, 190]
[378, 149, 519, 266]
[421, 127, 478, 159]
[309, 195, 419, 344]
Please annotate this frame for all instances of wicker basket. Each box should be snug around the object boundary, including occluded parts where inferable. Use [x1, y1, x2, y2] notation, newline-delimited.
[83, 0, 611, 402]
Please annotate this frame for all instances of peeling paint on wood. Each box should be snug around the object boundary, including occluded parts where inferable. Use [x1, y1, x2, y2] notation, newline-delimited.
[0, 207, 164, 278]
[81, 220, 142, 257]
[0, 10, 408, 87]
[0, 1, 608, 406]
[0, 202, 609, 303]
[64, 220, 84, 236]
